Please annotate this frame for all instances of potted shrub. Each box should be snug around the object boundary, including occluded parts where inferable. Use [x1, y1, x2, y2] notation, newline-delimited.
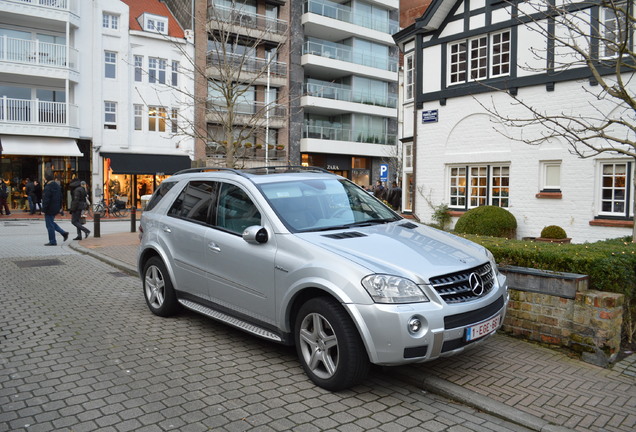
[536, 225, 571, 243]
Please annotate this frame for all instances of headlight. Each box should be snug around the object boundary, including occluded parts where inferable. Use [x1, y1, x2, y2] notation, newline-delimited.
[361, 274, 429, 304]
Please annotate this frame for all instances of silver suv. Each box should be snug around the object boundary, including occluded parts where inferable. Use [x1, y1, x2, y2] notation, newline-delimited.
[137, 167, 508, 390]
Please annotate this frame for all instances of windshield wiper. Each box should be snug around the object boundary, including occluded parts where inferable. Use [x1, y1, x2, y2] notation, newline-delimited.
[309, 218, 398, 232]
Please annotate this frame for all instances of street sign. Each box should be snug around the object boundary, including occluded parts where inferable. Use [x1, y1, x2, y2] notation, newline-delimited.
[379, 164, 388, 182]
[422, 109, 438, 123]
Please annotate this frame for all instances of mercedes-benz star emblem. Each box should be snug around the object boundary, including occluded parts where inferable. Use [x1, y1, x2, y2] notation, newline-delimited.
[468, 272, 485, 296]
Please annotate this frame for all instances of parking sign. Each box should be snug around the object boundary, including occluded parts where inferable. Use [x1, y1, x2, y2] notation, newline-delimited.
[379, 164, 388, 182]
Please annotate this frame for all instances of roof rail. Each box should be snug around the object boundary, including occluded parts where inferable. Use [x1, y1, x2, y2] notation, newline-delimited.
[242, 165, 332, 174]
[172, 167, 244, 176]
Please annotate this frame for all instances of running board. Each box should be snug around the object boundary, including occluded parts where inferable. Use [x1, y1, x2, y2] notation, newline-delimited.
[179, 299, 282, 342]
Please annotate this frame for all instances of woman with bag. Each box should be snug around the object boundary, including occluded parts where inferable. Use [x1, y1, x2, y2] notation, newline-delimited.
[70, 179, 90, 240]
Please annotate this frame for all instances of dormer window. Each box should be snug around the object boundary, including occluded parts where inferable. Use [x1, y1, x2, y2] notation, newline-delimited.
[142, 13, 168, 35]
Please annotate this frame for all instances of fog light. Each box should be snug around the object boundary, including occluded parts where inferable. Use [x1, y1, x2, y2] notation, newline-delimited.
[408, 317, 422, 334]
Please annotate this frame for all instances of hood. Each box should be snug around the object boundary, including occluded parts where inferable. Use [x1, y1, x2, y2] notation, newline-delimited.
[296, 221, 489, 283]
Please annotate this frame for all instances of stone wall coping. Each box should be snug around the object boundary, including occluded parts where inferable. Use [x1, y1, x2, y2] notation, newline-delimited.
[499, 265, 589, 281]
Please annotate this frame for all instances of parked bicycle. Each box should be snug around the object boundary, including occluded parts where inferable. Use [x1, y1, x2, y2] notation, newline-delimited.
[92, 196, 129, 218]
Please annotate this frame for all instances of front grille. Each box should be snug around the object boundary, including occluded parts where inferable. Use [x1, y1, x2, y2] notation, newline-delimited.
[429, 262, 495, 304]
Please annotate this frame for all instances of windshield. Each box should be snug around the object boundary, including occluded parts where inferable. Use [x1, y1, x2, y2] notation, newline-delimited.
[260, 178, 400, 232]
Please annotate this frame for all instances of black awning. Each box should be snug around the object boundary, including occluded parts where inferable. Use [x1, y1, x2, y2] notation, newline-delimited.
[102, 152, 191, 175]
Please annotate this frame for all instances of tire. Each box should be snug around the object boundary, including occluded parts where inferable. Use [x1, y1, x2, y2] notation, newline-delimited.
[294, 297, 370, 391]
[117, 207, 129, 218]
[143, 256, 179, 317]
[93, 203, 106, 218]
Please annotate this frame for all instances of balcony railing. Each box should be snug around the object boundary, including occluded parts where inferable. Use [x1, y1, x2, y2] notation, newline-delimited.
[303, 39, 398, 72]
[5, 0, 79, 14]
[304, 0, 398, 34]
[206, 52, 287, 78]
[206, 100, 287, 118]
[303, 124, 396, 145]
[208, 5, 288, 35]
[0, 97, 78, 127]
[304, 81, 397, 108]
[0, 36, 78, 70]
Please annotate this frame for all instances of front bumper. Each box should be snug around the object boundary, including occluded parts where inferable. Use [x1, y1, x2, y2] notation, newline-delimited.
[347, 276, 509, 365]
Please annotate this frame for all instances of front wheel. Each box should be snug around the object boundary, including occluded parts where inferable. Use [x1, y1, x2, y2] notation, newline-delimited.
[143, 256, 179, 317]
[295, 297, 370, 391]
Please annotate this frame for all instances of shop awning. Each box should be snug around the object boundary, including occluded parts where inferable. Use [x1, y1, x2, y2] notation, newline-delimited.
[0, 135, 83, 157]
[102, 152, 191, 175]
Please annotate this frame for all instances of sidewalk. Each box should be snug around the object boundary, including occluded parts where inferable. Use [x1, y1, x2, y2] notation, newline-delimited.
[67, 229, 636, 432]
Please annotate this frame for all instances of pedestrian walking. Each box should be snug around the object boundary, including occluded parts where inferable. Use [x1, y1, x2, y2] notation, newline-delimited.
[69, 179, 90, 240]
[387, 181, 402, 211]
[373, 180, 387, 201]
[0, 179, 10, 216]
[33, 180, 42, 214]
[25, 178, 36, 214]
[42, 171, 69, 246]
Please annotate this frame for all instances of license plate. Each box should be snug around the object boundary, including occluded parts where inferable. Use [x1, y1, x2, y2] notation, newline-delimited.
[465, 315, 501, 341]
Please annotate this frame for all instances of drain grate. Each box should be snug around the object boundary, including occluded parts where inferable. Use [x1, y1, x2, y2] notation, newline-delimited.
[14, 259, 64, 268]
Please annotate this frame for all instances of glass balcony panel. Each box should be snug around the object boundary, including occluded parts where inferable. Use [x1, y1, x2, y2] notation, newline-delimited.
[304, 0, 397, 34]
[303, 39, 397, 72]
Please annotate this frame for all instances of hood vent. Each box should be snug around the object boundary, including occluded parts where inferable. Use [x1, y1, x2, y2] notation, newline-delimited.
[322, 231, 367, 240]
[399, 222, 418, 229]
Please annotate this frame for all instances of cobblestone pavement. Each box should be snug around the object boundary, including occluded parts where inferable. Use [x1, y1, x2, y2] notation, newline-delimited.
[2, 218, 635, 432]
[1, 221, 534, 432]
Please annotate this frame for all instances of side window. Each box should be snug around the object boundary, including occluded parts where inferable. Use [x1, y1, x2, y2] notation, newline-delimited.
[145, 181, 177, 211]
[168, 181, 218, 223]
[216, 183, 261, 234]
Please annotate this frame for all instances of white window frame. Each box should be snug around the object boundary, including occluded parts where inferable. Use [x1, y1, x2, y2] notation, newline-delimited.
[134, 55, 143, 82]
[405, 54, 414, 101]
[448, 30, 511, 85]
[143, 13, 168, 35]
[134, 104, 143, 131]
[449, 41, 467, 84]
[540, 161, 561, 191]
[102, 13, 119, 30]
[104, 101, 117, 129]
[148, 106, 167, 132]
[149, 57, 167, 84]
[490, 30, 511, 77]
[469, 36, 488, 80]
[448, 164, 510, 209]
[170, 108, 178, 133]
[104, 51, 116, 79]
[171, 60, 179, 86]
[598, 161, 633, 217]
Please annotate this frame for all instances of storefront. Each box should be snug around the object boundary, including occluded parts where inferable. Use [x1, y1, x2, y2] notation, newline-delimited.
[100, 152, 191, 208]
[301, 153, 371, 188]
[0, 135, 89, 211]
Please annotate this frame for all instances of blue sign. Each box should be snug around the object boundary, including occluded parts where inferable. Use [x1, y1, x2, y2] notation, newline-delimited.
[379, 164, 389, 181]
[422, 109, 439, 123]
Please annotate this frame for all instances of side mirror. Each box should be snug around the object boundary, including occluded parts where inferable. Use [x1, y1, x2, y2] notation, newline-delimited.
[242, 226, 268, 244]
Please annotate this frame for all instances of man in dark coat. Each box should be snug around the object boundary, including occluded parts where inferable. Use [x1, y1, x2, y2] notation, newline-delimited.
[25, 178, 36, 214]
[69, 179, 90, 240]
[42, 171, 69, 246]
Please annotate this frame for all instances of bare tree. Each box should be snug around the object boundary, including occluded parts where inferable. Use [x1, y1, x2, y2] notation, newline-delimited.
[482, 0, 635, 237]
[139, 0, 290, 168]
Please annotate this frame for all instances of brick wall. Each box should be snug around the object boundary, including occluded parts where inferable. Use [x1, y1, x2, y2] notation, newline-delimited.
[501, 267, 624, 365]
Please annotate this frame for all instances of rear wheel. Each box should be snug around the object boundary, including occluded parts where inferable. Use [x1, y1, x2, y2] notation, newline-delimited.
[143, 256, 179, 317]
[295, 297, 370, 391]
[93, 203, 106, 218]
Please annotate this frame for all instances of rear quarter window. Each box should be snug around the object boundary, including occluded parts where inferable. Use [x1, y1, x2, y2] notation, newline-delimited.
[144, 181, 178, 212]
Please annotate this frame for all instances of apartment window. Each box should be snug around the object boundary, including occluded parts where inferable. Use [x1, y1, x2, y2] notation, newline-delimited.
[103, 13, 119, 30]
[148, 106, 167, 132]
[491, 31, 511, 76]
[104, 101, 117, 129]
[600, 162, 631, 216]
[602, 3, 626, 57]
[171, 61, 179, 86]
[404, 143, 413, 170]
[449, 30, 511, 85]
[105, 51, 116, 79]
[149, 58, 167, 84]
[171, 108, 178, 133]
[541, 161, 561, 191]
[134, 104, 143, 131]
[449, 165, 510, 209]
[405, 54, 414, 100]
[144, 14, 168, 35]
[134, 56, 143, 82]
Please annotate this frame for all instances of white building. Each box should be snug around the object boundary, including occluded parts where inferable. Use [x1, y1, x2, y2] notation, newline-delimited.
[394, 0, 634, 243]
[0, 0, 193, 210]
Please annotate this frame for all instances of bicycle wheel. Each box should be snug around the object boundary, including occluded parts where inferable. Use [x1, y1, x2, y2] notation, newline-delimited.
[117, 207, 129, 217]
[93, 203, 106, 218]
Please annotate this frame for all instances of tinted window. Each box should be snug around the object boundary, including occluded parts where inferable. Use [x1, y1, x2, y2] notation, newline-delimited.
[145, 181, 177, 212]
[215, 184, 261, 234]
[168, 181, 218, 223]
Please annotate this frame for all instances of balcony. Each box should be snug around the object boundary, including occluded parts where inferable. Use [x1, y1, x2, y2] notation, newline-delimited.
[5, 0, 79, 12]
[304, 81, 397, 108]
[206, 100, 287, 128]
[0, 0, 80, 26]
[0, 97, 78, 128]
[302, 39, 397, 79]
[0, 36, 79, 72]
[303, 124, 396, 145]
[206, 51, 287, 86]
[304, 0, 398, 35]
[207, 5, 288, 43]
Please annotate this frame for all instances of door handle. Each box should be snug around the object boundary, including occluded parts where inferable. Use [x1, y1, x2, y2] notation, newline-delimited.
[208, 242, 221, 253]
[163, 227, 172, 233]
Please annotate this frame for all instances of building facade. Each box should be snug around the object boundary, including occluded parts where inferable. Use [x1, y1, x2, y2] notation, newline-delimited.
[394, 0, 634, 243]
[0, 0, 194, 211]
